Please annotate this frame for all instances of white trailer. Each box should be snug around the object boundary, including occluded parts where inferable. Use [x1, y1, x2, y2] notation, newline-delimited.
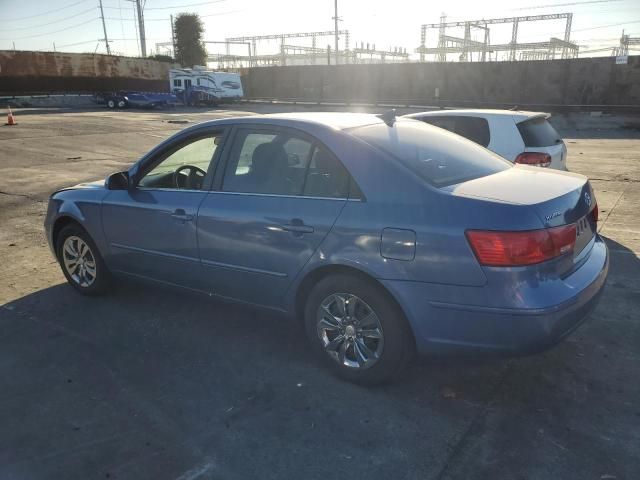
[169, 67, 243, 105]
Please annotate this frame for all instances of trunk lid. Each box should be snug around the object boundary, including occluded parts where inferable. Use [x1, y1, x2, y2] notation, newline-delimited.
[450, 166, 596, 257]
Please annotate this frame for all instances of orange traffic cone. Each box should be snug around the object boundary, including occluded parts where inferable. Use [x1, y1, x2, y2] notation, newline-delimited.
[6, 106, 16, 126]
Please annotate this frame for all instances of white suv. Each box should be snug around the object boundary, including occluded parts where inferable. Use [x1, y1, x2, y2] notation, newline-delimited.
[404, 109, 568, 170]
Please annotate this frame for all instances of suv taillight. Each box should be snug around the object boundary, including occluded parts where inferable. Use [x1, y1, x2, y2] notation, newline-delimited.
[591, 201, 599, 223]
[466, 225, 577, 266]
[514, 152, 551, 167]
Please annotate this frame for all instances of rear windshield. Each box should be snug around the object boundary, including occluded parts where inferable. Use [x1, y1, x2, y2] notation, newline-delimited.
[350, 120, 511, 187]
[517, 117, 561, 147]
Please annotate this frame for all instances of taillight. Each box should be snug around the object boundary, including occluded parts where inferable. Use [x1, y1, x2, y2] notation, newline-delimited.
[466, 225, 577, 266]
[514, 152, 551, 167]
[591, 201, 599, 223]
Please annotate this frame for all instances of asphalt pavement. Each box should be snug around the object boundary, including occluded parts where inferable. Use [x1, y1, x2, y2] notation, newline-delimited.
[0, 106, 639, 480]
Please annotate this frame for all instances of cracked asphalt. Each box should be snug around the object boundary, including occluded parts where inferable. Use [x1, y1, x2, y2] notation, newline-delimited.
[0, 106, 639, 480]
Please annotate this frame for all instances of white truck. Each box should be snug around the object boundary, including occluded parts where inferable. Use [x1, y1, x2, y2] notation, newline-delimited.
[169, 67, 243, 106]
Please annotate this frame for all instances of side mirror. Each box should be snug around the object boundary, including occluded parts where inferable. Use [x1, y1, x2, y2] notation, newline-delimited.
[105, 171, 131, 190]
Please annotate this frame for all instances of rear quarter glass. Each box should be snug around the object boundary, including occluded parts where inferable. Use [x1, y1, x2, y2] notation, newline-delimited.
[422, 116, 490, 147]
[517, 117, 562, 147]
[350, 120, 511, 188]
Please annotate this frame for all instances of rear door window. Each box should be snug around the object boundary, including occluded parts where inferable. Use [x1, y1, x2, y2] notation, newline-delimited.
[351, 120, 510, 187]
[222, 129, 314, 196]
[516, 117, 561, 147]
[421, 116, 490, 147]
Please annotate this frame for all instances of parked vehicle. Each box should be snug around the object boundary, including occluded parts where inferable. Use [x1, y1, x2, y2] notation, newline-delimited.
[170, 67, 244, 106]
[404, 109, 568, 170]
[45, 112, 607, 384]
[102, 91, 179, 109]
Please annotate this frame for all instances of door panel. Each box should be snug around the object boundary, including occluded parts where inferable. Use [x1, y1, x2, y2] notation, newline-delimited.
[102, 189, 207, 289]
[101, 129, 225, 290]
[197, 193, 345, 307]
[196, 125, 350, 308]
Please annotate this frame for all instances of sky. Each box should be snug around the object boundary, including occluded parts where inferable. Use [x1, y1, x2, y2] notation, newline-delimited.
[1, 0, 640, 60]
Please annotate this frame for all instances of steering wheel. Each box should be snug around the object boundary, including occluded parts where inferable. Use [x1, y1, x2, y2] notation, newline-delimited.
[174, 165, 206, 189]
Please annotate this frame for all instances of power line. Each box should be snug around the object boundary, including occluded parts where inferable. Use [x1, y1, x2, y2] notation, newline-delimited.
[144, 0, 226, 10]
[101, 0, 225, 9]
[515, 0, 620, 10]
[4, 0, 91, 21]
[573, 19, 640, 32]
[3, 7, 97, 31]
[0, 18, 98, 41]
[56, 39, 100, 48]
[104, 9, 243, 22]
[546, 18, 640, 36]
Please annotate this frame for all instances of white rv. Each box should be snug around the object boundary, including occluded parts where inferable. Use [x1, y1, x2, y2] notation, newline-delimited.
[169, 67, 243, 105]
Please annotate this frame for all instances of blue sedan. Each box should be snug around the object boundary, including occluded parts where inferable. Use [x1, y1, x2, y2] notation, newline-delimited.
[45, 112, 608, 384]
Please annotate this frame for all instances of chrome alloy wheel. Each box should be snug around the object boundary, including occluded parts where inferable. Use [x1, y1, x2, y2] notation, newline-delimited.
[316, 293, 384, 369]
[62, 236, 97, 288]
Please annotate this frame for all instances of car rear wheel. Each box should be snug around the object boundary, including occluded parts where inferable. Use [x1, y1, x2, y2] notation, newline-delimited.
[56, 224, 111, 295]
[304, 274, 415, 385]
[106, 99, 116, 109]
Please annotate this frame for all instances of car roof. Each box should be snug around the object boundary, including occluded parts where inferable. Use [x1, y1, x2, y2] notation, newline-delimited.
[404, 109, 549, 123]
[197, 112, 393, 131]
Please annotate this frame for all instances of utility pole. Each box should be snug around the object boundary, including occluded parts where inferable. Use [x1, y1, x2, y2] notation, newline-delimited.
[333, 0, 339, 64]
[170, 14, 176, 58]
[98, 0, 111, 55]
[135, 0, 146, 57]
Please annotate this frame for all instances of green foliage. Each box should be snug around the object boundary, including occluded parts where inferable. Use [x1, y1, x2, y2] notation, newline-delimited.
[148, 54, 175, 63]
[173, 13, 207, 67]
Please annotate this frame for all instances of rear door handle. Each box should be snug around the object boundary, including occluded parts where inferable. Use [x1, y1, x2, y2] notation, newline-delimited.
[281, 219, 314, 234]
[170, 209, 193, 222]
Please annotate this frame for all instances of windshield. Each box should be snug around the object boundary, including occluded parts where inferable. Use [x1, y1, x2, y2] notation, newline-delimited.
[350, 119, 512, 187]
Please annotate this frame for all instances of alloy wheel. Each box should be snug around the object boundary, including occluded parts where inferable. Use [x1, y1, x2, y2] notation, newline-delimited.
[62, 236, 97, 288]
[316, 293, 384, 369]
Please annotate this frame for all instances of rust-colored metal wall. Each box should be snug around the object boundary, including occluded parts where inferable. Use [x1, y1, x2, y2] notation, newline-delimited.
[0, 51, 172, 95]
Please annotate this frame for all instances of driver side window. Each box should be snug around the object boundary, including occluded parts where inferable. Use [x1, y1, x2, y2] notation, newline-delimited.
[138, 134, 221, 190]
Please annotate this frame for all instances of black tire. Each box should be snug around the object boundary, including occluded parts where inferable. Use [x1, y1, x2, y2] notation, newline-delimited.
[106, 99, 116, 109]
[56, 224, 112, 296]
[304, 274, 415, 385]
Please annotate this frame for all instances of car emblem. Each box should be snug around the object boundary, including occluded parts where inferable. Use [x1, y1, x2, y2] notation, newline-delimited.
[584, 191, 592, 207]
[545, 211, 562, 222]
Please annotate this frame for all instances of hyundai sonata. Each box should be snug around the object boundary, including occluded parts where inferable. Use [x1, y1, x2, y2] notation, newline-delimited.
[45, 112, 608, 384]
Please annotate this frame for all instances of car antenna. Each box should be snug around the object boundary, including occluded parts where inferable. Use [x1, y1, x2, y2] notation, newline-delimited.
[377, 109, 397, 127]
[509, 105, 519, 111]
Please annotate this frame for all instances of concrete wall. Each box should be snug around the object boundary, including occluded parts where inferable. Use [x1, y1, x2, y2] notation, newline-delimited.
[0, 51, 172, 95]
[241, 56, 640, 109]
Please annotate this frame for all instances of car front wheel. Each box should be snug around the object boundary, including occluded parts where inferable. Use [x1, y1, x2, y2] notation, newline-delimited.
[56, 224, 111, 295]
[304, 274, 415, 385]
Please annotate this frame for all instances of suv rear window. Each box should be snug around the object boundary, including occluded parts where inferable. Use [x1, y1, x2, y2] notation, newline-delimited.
[351, 120, 511, 187]
[421, 116, 490, 147]
[517, 117, 561, 147]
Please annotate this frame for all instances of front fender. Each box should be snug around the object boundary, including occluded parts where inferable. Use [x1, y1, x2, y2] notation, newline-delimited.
[45, 188, 110, 259]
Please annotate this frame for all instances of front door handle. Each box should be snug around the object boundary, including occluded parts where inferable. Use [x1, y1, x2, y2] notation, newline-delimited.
[281, 219, 314, 234]
[170, 209, 194, 222]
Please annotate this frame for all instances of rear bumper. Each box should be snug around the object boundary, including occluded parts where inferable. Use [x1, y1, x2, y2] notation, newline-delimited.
[382, 235, 609, 355]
